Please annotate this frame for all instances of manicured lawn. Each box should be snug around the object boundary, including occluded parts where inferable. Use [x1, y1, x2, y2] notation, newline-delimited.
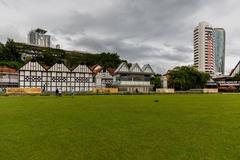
[0, 94, 240, 160]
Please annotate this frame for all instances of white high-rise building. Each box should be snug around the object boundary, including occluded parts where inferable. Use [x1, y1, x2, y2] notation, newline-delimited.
[28, 28, 51, 47]
[194, 22, 215, 74]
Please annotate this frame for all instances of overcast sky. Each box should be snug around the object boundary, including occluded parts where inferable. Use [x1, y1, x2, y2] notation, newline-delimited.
[0, 0, 239, 74]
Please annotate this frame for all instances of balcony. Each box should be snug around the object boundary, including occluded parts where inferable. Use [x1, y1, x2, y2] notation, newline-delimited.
[0, 78, 18, 83]
[114, 81, 151, 86]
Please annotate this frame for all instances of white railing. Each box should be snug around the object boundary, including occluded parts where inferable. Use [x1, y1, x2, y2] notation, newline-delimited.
[0, 79, 19, 83]
[118, 81, 150, 86]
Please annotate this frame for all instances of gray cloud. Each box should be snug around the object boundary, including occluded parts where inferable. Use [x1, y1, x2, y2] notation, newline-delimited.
[53, 0, 204, 40]
[0, 0, 8, 7]
[73, 36, 191, 63]
[50, 0, 202, 72]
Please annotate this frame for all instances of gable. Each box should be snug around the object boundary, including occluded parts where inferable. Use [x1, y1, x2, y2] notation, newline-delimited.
[92, 65, 103, 74]
[72, 65, 92, 73]
[130, 63, 142, 73]
[142, 64, 154, 74]
[101, 69, 112, 75]
[19, 61, 45, 71]
[94, 65, 102, 71]
[48, 63, 70, 72]
[230, 61, 240, 77]
[95, 69, 111, 77]
[115, 62, 129, 73]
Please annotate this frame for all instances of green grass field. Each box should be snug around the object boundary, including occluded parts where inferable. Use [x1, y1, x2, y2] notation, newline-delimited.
[0, 94, 240, 160]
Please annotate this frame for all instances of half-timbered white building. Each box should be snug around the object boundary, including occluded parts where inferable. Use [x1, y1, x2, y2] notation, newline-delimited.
[19, 61, 47, 89]
[19, 61, 95, 93]
[71, 65, 94, 92]
[46, 63, 71, 92]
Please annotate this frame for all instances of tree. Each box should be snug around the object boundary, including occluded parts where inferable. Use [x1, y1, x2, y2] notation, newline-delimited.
[97, 52, 122, 68]
[1, 41, 128, 69]
[37, 51, 58, 66]
[0, 43, 5, 60]
[168, 66, 210, 90]
[232, 73, 240, 81]
[5, 39, 21, 61]
[151, 74, 162, 91]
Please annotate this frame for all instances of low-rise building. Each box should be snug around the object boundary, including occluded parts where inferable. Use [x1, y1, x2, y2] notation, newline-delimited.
[91, 65, 115, 88]
[113, 62, 155, 93]
[19, 61, 94, 92]
[19, 61, 47, 90]
[71, 64, 94, 92]
[1, 61, 156, 93]
[46, 63, 71, 92]
[0, 66, 19, 88]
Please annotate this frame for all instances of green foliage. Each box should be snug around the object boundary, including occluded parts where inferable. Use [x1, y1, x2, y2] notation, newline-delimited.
[97, 52, 122, 68]
[64, 52, 123, 69]
[0, 61, 24, 69]
[0, 40, 21, 62]
[5, 39, 21, 61]
[231, 73, 240, 81]
[168, 66, 210, 90]
[0, 40, 23, 68]
[13, 42, 125, 69]
[0, 40, 126, 69]
[151, 74, 162, 91]
[36, 49, 66, 66]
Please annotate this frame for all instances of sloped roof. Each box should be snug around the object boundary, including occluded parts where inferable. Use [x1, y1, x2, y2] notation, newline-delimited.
[91, 65, 103, 74]
[115, 62, 155, 75]
[114, 62, 129, 73]
[48, 63, 71, 72]
[19, 61, 46, 71]
[129, 63, 142, 72]
[0, 66, 17, 73]
[90, 64, 115, 76]
[72, 65, 92, 73]
[229, 60, 240, 77]
[91, 64, 100, 71]
[106, 68, 116, 76]
[142, 64, 154, 74]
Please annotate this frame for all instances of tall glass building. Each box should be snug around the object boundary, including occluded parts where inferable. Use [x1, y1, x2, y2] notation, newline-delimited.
[214, 28, 225, 75]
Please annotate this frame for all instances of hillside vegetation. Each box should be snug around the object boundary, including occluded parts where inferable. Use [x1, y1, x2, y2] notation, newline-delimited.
[0, 39, 126, 69]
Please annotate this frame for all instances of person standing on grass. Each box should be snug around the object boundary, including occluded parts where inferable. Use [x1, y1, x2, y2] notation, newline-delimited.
[56, 88, 59, 96]
[59, 88, 62, 96]
[42, 84, 45, 93]
[135, 88, 139, 93]
[70, 87, 74, 98]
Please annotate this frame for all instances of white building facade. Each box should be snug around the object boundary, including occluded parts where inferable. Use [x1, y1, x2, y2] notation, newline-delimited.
[19, 61, 47, 89]
[194, 22, 215, 74]
[46, 63, 71, 92]
[71, 65, 94, 92]
[0, 67, 19, 88]
[113, 62, 154, 93]
[19, 62, 94, 92]
[92, 65, 115, 88]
